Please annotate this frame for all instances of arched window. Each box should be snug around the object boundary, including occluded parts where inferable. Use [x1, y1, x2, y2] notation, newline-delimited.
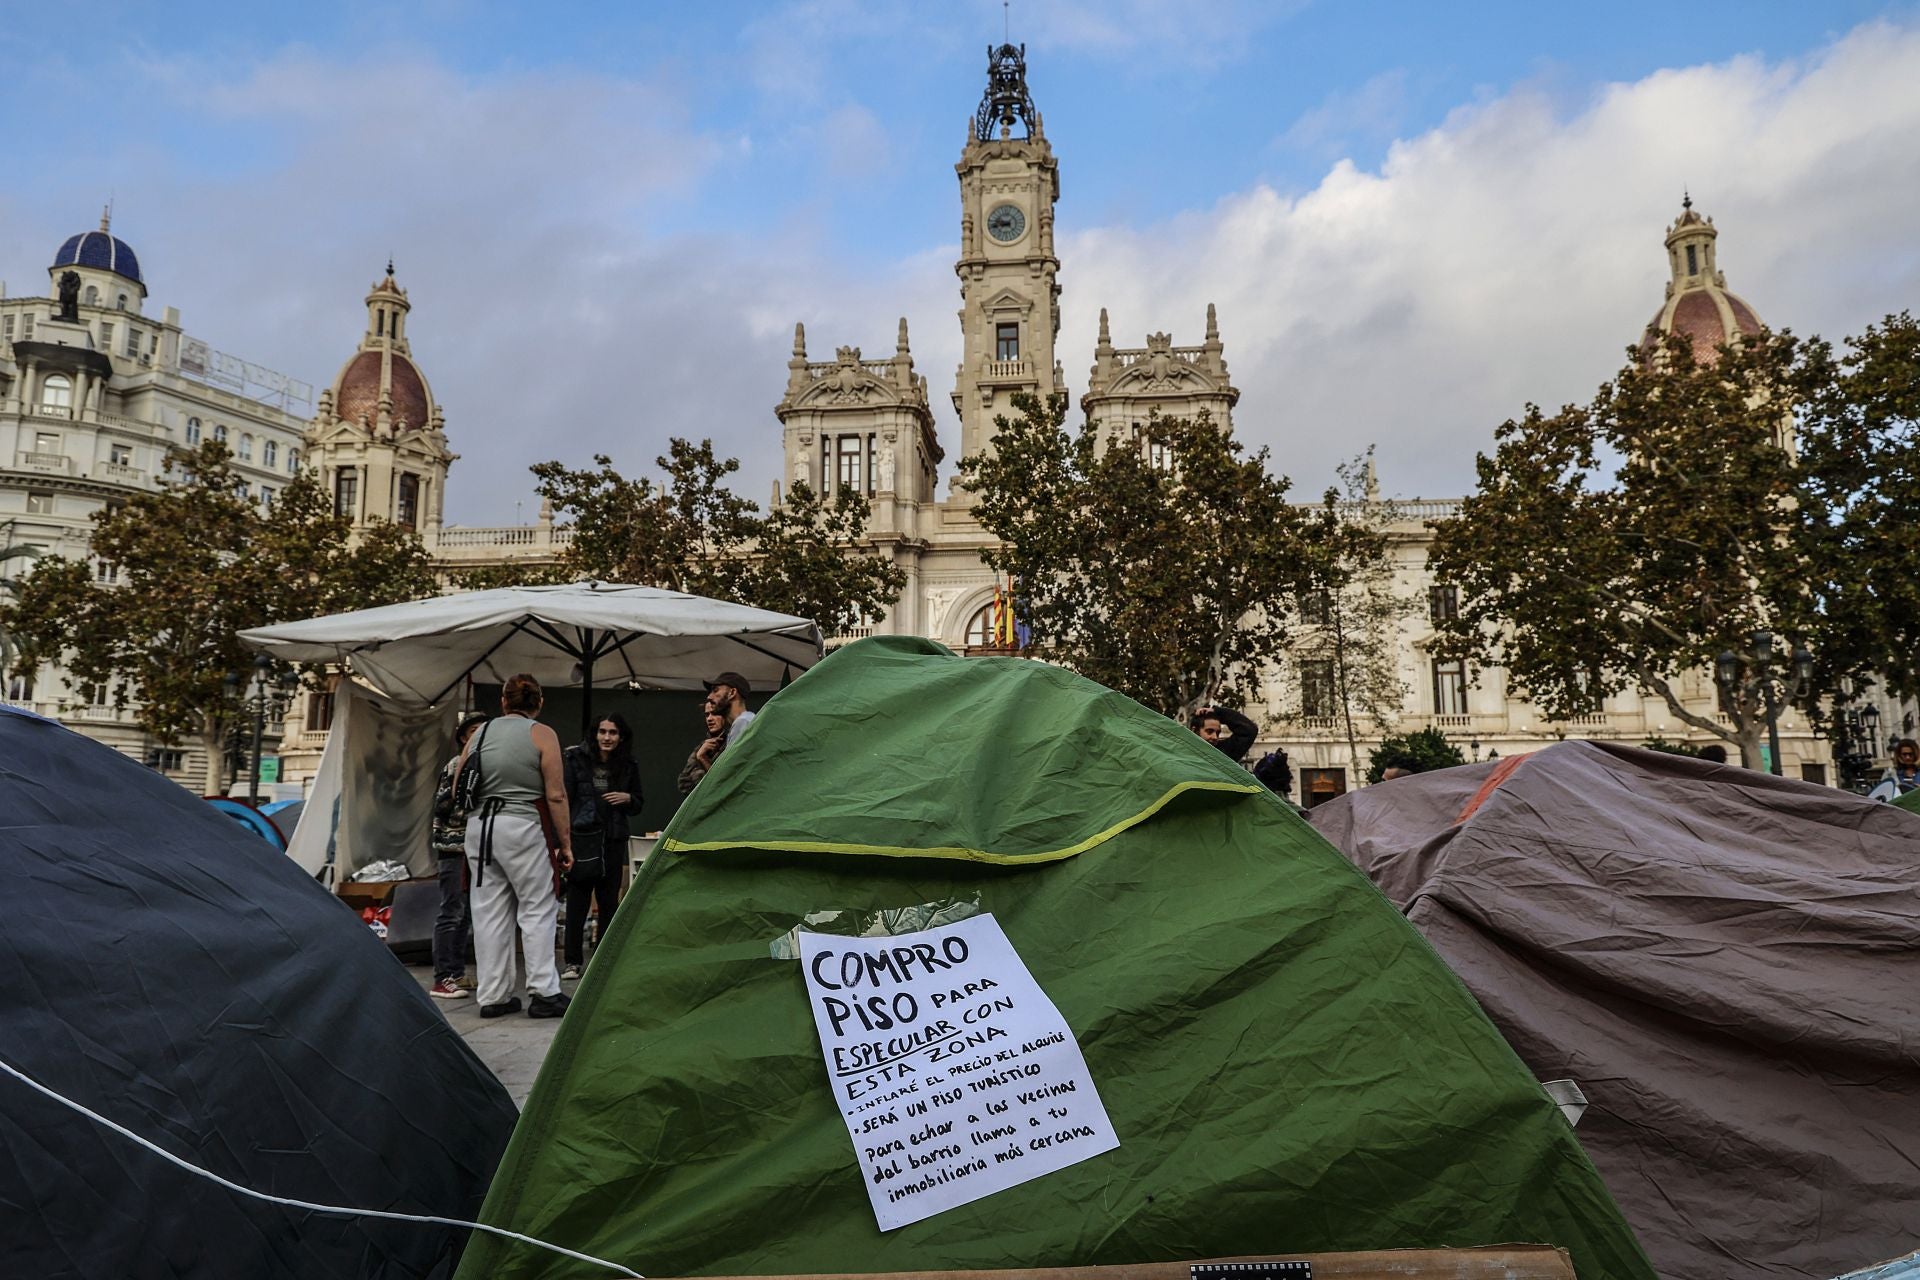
[262, 439, 278, 468]
[115, 293, 129, 310]
[186, 416, 202, 445]
[964, 602, 997, 648]
[287, 446, 300, 473]
[83, 285, 99, 305]
[213, 423, 227, 443]
[239, 433, 254, 462]
[40, 374, 73, 412]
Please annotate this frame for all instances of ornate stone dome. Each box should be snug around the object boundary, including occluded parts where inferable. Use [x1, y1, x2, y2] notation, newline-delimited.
[321, 264, 438, 433]
[334, 348, 432, 429]
[1639, 196, 1765, 365]
[53, 209, 145, 292]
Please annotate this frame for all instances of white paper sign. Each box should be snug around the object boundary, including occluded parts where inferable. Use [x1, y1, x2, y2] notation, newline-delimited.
[798, 913, 1119, 1230]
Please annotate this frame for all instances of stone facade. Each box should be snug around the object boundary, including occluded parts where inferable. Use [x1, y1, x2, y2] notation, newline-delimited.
[775, 47, 1852, 802]
[1, 212, 313, 788]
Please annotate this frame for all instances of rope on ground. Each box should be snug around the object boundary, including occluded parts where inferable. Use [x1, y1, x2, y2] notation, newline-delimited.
[0, 1052, 642, 1279]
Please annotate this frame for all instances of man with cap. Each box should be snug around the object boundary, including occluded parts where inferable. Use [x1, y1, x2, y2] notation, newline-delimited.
[704, 671, 756, 746]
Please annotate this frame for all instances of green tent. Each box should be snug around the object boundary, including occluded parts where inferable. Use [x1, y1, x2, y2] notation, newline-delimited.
[459, 637, 1652, 1280]
[1893, 786, 1920, 815]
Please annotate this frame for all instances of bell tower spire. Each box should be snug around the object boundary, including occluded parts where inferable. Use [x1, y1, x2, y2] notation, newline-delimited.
[951, 39, 1061, 494]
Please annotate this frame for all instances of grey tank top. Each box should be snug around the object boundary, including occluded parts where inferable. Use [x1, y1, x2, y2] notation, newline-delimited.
[477, 714, 545, 814]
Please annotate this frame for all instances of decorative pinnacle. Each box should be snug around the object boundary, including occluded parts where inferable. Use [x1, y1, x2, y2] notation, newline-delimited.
[896, 316, 910, 354]
[386, 257, 396, 277]
[1682, 189, 1692, 212]
[1205, 302, 1219, 342]
[793, 322, 807, 358]
[99, 204, 112, 233]
[1097, 307, 1111, 347]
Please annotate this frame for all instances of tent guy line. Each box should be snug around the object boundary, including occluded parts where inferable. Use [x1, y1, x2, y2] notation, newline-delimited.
[0, 1052, 644, 1279]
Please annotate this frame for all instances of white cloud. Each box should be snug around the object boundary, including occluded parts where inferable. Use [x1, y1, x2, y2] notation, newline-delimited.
[1058, 20, 1920, 499]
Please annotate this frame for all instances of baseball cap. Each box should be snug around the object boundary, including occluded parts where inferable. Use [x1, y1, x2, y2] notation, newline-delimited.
[703, 671, 751, 695]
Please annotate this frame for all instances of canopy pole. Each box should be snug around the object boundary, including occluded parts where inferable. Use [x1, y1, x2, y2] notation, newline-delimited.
[579, 627, 595, 740]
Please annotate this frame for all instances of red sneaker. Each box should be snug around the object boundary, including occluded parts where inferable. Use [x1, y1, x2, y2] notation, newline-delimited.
[430, 977, 468, 1000]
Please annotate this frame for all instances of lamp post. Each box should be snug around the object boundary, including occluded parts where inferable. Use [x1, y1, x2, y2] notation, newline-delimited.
[1714, 631, 1812, 776]
[225, 654, 281, 805]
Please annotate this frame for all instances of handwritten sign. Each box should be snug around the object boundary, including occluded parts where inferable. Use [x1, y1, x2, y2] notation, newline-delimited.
[798, 913, 1119, 1230]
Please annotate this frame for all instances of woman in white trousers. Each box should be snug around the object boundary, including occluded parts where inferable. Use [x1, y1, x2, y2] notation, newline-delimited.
[455, 673, 575, 1019]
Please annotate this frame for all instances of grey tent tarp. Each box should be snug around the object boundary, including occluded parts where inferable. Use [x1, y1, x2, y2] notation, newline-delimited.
[1309, 741, 1920, 1280]
[0, 705, 517, 1277]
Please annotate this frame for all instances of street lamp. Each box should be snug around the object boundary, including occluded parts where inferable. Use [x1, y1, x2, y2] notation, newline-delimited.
[1469, 735, 1481, 762]
[1713, 632, 1812, 776]
[225, 654, 281, 805]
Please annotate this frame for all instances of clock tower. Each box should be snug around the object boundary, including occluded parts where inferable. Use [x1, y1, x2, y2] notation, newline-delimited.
[952, 43, 1062, 491]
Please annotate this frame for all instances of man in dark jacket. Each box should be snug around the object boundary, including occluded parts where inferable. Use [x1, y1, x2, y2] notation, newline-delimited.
[1191, 705, 1258, 764]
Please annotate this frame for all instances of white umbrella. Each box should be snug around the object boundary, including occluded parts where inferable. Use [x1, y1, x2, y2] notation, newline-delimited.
[240, 581, 823, 714]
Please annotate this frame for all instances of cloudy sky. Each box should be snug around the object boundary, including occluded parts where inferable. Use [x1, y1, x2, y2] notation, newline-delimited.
[3, 0, 1917, 523]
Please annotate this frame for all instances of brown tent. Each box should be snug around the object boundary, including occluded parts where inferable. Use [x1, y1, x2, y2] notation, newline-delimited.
[1309, 741, 1920, 1280]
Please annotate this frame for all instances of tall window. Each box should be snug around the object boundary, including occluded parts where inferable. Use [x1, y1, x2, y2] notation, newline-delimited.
[2, 315, 12, 342]
[308, 686, 336, 732]
[25, 492, 53, 515]
[110, 443, 132, 465]
[213, 423, 227, 443]
[21, 313, 33, 340]
[83, 285, 98, 305]
[1300, 591, 1332, 625]
[40, 375, 73, 412]
[260, 485, 276, 509]
[186, 416, 202, 445]
[124, 326, 140, 357]
[115, 293, 128, 310]
[964, 602, 998, 649]
[1432, 658, 1469, 715]
[396, 472, 420, 528]
[238, 433, 254, 462]
[1685, 244, 1698, 275]
[1301, 659, 1337, 718]
[334, 469, 358, 519]
[262, 439, 278, 468]
[99, 321, 114, 350]
[1147, 438, 1172, 471]
[995, 322, 1019, 361]
[836, 435, 861, 492]
[287, 447, 300, 473]
[867, 434, 877, 496]
[1428, 584, 1459, 621]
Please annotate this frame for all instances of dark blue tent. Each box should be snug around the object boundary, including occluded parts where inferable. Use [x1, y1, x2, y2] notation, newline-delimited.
[0, 706, 517, 1278]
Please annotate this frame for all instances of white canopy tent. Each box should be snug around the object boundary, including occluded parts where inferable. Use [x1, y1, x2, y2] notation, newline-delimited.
[240, 582, 823, 882]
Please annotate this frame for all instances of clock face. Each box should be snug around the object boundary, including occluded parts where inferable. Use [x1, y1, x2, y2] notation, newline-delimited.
[986, 203, 1027, 243]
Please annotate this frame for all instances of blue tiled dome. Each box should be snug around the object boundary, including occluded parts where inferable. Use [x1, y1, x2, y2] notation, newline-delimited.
[53, 229, 143, 287]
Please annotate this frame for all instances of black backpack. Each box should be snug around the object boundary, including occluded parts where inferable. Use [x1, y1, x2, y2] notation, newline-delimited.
[453, 721, 489, 812]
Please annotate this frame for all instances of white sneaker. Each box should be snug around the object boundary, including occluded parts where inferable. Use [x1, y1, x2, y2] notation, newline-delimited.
[560, 965, 582, 981]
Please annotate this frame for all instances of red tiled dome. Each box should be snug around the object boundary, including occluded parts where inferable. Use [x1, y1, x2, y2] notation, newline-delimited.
[334, 349, 431, 429]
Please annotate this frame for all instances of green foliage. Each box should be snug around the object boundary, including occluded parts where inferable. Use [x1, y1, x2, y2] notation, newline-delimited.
[0, 520, 46, 687]
[1, 442, 438, 785]
[959, 393, 1327, 719]
[529, 440, 905, 636]
[449, 560, 571, 591]
[1426, 321, 1920, 768]
[1639, 737, 1701, 757]
[1365, 726, 1467, 784]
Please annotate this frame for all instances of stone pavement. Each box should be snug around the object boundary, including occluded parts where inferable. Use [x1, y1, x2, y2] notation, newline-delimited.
[409, 960, 578, 1107]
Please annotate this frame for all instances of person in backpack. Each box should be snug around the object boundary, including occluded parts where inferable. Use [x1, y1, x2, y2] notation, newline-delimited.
[454, 673, 574, 1019]
[560, 713, 642, 981]
[428, 711, 489, 999]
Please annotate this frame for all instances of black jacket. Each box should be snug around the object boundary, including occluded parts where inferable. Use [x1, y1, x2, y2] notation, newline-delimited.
[1204, 706, 1259, 764]
[562, 744, 643, 844]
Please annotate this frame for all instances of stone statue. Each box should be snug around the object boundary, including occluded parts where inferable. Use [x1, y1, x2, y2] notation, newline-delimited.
[57, 270, 81, 322]
[878, 445, 896, 492]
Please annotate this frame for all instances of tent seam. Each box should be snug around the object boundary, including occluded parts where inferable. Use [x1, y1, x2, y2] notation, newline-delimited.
[660, 780, 1265, 863]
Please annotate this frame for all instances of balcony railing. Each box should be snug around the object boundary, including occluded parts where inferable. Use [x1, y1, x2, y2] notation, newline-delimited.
[99, 461, 147, 484]
[14, 451, 71, 474]
[983, 359, 1031, 380]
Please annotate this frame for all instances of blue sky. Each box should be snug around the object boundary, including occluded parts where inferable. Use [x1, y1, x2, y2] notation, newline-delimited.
[4, 1, 1918, 521]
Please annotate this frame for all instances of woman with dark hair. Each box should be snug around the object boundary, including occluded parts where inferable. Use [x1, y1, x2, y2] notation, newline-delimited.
[455, 673, 573, 1019]
[561, 712, 642, 980]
